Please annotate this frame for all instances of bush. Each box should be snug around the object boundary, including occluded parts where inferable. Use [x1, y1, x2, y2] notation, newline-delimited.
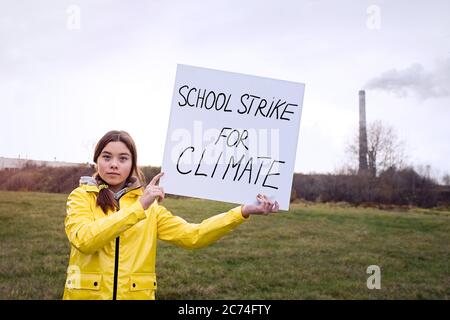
[292, 167, 443, 208]
[0, 165, 95, 193]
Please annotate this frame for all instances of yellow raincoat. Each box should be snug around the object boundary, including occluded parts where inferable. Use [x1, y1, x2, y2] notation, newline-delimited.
[63, 177, 248, 300]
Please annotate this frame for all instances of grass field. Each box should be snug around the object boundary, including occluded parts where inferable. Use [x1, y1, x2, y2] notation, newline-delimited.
[0, 190, 449, 299]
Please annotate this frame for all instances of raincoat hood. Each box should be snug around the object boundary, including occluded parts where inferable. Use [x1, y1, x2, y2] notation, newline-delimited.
[79, 176, 142, 200]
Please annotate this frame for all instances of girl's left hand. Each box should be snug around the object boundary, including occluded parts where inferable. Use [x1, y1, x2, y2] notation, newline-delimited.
[241, 194, 279, 218]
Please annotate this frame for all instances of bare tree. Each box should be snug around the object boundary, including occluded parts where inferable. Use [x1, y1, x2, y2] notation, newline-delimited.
[443, 173, 450, 186]
[346, 120, 407, 176]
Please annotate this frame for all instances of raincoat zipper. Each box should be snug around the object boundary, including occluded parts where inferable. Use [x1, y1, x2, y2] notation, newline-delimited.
[112, 236, 120, 300]
[112, 197, 121, 300]
[111, 185, 141, 300]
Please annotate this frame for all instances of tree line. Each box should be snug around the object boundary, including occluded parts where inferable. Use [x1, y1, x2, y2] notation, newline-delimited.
[291, 168, 449, 208]
[0, 162, 448, 208]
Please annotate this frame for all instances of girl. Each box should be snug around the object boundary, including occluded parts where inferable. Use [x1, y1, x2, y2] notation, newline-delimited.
[63, 130, 279, 300]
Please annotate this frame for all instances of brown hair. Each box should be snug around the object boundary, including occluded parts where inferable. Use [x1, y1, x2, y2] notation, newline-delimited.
[93, 130, 146, 213]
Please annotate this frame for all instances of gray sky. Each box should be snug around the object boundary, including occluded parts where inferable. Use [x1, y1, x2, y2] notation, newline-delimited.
[1, 0, 449, 179]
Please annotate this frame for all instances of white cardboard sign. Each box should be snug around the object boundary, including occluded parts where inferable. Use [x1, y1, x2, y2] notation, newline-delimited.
[161, 64, 304, 210]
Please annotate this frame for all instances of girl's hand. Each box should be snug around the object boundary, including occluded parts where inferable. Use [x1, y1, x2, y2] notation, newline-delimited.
[241, 194, 279, 218]
[140, 172, 165, 210]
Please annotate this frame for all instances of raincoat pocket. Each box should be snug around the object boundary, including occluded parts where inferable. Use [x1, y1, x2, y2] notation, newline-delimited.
[129, 273, 157, 291]
[65, 273, 102, 291]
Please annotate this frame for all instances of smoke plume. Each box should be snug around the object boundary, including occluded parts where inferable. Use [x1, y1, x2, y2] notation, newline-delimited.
[365, 58, 450, 99]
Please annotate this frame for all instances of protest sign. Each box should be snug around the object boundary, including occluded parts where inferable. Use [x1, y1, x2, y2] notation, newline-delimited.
[161, 64, 304, 210]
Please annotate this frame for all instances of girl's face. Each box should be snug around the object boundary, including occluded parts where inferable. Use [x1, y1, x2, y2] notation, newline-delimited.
[97, 141, 133, 192]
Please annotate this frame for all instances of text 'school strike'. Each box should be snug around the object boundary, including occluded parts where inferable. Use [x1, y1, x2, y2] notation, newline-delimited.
[177, 85, 298, 121]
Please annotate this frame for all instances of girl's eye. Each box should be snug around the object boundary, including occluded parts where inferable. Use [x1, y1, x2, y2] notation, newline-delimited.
[120, 157, 129, 161]
[103, 155, 110, 160]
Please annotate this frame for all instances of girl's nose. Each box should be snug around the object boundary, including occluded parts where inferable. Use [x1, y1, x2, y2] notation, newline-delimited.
[110, 160, 118, 168]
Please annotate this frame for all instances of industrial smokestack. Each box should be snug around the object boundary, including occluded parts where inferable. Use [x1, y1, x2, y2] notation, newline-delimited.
[358, 90, 368, 174]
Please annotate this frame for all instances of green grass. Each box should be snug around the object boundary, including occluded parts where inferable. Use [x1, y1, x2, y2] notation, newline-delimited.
[0, 191, 449, 299]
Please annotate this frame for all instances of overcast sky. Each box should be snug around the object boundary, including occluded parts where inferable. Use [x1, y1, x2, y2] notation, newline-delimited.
[1, 0, 449, 179]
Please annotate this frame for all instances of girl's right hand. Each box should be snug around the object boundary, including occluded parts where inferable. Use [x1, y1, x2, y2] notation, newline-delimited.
[139, 172, 165, 210]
